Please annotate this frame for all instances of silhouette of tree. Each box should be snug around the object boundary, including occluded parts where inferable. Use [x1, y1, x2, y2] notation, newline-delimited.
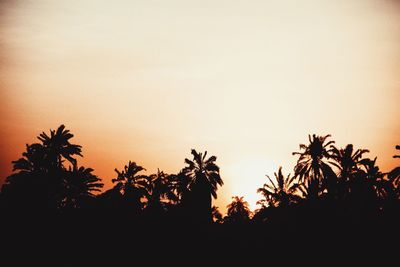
[62, 165, 103, 209]
[112, 161, 148, 211]
[224, 196, 251, 223]
[11, 144, 49, 173]
[146, 169, 178, 212]
[357, 158, 388, 201]
[37, 124, 82, 169]
[257, 167, 300, 207]
[211, 206, 223, 223]
[169, 170, 191, 205]
[292, 134, 335, 184]
[330, 144, 369, 198]
[389, 145, 400, 189]
[331, 144, 369, 179]
[1, 125, 89, 210]
[182, 149, 223, 222]
[1, 127, 400, 266]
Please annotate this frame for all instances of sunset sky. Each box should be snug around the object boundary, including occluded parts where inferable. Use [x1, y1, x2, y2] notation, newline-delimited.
[1, 0, 399, 212]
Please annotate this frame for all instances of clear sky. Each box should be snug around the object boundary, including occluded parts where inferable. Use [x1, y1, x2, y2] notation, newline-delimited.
[1, 0, 399, 213]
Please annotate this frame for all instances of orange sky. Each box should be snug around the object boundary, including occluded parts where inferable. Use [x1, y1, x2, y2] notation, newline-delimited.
[1, 0, 399, 213]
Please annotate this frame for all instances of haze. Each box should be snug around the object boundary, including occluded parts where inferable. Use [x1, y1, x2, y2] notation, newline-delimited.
[1, 0, 399, 212]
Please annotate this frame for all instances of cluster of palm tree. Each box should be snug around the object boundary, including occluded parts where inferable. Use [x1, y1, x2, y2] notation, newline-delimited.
[98, 149, 223, 222]
[0, 125, 103, 210]
[0, 125, 224, 223]
[253, 134, 400, 223]
[1, 126, 399, 226]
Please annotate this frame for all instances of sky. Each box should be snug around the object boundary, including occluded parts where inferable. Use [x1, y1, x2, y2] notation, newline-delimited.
[1, 0, 399, 213]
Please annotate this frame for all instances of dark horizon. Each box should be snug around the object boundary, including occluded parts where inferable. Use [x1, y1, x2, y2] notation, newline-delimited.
[1, 124, 399, 265]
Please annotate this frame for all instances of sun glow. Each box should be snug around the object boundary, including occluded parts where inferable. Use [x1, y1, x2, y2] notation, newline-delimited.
[224, 156, 278, 212]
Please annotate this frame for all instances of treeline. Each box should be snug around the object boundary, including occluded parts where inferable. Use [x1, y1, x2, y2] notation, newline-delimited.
[1, 125, 399, 225]
[1, 125, 400, 265]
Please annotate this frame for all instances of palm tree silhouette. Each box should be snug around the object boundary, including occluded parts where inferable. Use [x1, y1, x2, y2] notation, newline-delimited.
[169, 170, 191, 205]
[146, 169, 178, 212]
[257, 167, 300, 208]
[224, 196, 251, 223]
[330, 144, 369, 198]
[389, 145, 400, 189]
[2, 125, 86, 210]
[11, 144, 48, 173]
[331, 144, 369, 179]
[62, 165, 103, 209]
[292, 134, 335, 184]
[358, 157, 389, 200]
[182, 149, 223, 222]
[112, 161, 148, 211]
[37, 124, 82, 168]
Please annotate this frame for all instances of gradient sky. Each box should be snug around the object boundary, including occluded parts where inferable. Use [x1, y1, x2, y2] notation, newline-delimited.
[1, 0, 399, 212]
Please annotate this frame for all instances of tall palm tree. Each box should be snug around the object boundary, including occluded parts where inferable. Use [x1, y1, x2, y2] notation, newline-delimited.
[62, 166, 103, 209]
[182, 149, 223, 222]
[292, 134, 336, 186]
[224, 196, 251, 223]
[257, 167, 300, 208]
[112, 161, 148, 210]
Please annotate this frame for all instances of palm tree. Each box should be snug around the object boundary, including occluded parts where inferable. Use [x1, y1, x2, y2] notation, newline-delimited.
[37, 124, 82, 169]
[62, 165, 103, 209]
[168, 171, 191, 205]
[358, 158, 388, 201]
[146, 169, 178, 212]
[11, 144, 48, 173]
[224, 196, 251, 223]
[292, 134, 336, 191]
[2, 125, 84, 210]
[182, 149, 223, 222]
[331, 144, 369, 179]
[330, 144, 369, 198]
[112, 161, 148, 211]
[343, 157, 388, 220]
[389, 145, 400, 189]
[257, 167, 300, 208]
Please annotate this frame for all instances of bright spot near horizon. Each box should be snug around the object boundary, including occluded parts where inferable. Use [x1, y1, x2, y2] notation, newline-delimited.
[224, 156, 278, 212]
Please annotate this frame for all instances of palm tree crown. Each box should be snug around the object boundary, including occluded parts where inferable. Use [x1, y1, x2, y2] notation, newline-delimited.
[257, 167, 300, 207]
[62, 165, 103, 208]
[183, 149, 223, 199]
[37, 124, 82, 168]
[225, 196, 251, 223]
[112, 161, 148, 205]
[146, 169, 178, 208]
[292, 134, 335, 183]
